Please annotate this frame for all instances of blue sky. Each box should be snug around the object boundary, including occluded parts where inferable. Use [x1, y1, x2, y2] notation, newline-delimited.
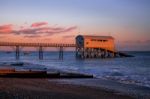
[0, 0, 150, 51]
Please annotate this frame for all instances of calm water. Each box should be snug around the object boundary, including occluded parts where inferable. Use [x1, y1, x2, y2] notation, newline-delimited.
[0, 51, 150, 88]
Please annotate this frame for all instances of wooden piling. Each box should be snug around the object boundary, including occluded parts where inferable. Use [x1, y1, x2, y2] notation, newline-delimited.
[39, 46, 43, 60]
[16, 46, 20, 60]
[59, 46, 63, 60]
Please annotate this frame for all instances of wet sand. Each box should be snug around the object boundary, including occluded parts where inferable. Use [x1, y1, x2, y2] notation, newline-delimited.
[0, 78, 136, 99]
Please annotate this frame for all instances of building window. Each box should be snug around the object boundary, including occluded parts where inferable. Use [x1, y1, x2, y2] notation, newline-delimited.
[97, 40, 103, 42]
[91, 39, 96, 41]
[91, 39, 108, 42]
[103, 40, 108, 42]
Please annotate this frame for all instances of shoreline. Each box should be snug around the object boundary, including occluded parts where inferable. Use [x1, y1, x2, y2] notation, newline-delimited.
[50, 78, 150, 99]
[0, 61, 150, 99]
[0, 78, 136, 99]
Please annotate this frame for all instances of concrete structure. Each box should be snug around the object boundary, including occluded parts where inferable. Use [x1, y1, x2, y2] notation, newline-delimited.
[76, 35, 116, 59]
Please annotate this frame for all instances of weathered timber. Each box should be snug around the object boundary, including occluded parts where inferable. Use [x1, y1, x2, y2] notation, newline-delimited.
[0, 69, 93, 78]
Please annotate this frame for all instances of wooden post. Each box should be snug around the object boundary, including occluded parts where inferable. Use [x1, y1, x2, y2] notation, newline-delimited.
[61, 47, 63, 60]
[76, 47, 78, 58]
[59, 47, 61, 60]
[59, 46, 63, 60]
[39, 46, 43, 60]
[112, 52, 115, 58]
[82, 47, 85, 59]
[16, 46, 20, 60]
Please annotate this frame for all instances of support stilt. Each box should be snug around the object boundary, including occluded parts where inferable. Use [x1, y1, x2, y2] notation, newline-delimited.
[39, 46, 43, 60]
[59, 46, 63, 60]
[16, 46, 20, 60]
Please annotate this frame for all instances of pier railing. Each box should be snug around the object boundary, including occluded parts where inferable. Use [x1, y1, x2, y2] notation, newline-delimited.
[0, 42, 76, 47]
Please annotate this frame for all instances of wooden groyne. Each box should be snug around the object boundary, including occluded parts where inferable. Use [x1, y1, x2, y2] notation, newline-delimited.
[0, 69, 93, 78]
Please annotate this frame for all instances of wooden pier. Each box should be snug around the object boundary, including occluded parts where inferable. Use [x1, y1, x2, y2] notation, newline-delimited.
[0, 42, 75, 60]
[0, 41, 133, 60]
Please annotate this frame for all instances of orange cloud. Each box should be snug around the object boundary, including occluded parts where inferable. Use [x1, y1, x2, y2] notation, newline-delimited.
[31, 22, 48, 27]
[14, 26, 77, 35]
[0, 24, 13, 34]
[24, 35, 41, 38]
[0, 22, 77, 37]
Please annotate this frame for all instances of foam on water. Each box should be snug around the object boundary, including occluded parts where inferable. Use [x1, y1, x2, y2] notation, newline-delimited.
[0, 51, 150, 88]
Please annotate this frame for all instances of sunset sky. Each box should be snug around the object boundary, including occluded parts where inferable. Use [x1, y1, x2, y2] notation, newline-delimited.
[0, 0, 150, 51]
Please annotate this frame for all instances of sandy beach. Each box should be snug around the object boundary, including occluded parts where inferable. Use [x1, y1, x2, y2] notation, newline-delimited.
[0, 78, 137, 99]
[0, 61, 150, 99]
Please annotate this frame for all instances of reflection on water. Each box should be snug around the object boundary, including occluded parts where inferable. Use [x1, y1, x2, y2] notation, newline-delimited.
[0, 51, 150, 87]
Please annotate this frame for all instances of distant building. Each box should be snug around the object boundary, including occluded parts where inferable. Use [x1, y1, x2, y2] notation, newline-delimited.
[76, 35, 115, 58]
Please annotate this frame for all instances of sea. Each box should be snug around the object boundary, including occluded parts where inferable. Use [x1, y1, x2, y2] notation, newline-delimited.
[0, 51, 150, 88]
